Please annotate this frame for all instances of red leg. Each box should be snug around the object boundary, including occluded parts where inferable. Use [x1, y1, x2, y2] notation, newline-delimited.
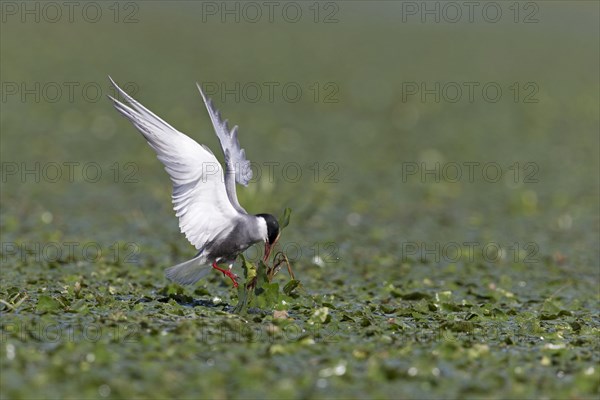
[212, 262, 239, 288]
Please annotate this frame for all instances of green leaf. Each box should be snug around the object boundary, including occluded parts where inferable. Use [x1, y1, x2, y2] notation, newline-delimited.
[233, 285, 250, 314]
[394, 291, 432, 301]
[36, 295, 61, 313]
[240, 254, 257, 281]
[234, 255, 258, 314]
[257, 260, 269, 284]
[254, 283, 281, 308]
[278, 207, 292, 231]
[283, 279, 300, 296]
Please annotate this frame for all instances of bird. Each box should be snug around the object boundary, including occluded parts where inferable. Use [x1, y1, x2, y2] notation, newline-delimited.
[108, 77, 280, 288]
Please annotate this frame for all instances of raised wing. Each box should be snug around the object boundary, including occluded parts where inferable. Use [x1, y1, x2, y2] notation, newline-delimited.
[108, 77, 241, 250]
[196, 84, 252, 213]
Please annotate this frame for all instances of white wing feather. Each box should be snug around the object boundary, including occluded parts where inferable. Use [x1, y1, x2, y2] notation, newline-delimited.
[196, 83, 255, 216]
[108, 77, 240, 251]
[196, 84, 253, 186]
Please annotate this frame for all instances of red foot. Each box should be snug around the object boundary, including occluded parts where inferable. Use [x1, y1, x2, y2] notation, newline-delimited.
[212, 262, 239, 288]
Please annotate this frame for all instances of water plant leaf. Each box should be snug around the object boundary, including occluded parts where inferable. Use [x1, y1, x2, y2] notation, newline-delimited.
[278, 207, 292, 231]
[36, 295, 61, 313]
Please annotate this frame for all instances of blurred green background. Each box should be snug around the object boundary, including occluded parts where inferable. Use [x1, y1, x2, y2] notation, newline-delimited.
[1, 1, 598, 399]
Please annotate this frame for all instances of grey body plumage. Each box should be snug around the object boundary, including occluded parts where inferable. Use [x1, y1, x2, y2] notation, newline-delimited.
[205, 215, 267, 263]
[108, 77, 280, 287]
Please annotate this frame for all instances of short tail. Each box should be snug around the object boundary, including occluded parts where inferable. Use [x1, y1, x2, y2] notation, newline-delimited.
[165, 254, 212, 286]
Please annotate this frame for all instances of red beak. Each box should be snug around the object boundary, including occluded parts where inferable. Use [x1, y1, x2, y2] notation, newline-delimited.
[263, 234, 280, 262]
[263, 242, 272, 262]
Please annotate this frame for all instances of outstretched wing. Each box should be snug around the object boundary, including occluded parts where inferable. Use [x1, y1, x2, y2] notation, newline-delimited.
[108, 77, 240, 250]
[196, 83, 252, 213]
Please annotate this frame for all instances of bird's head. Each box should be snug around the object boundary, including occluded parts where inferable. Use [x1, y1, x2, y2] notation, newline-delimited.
[256, 213, 280, 261]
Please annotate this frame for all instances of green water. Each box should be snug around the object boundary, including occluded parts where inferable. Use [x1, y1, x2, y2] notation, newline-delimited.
[1, 2, 598, 399]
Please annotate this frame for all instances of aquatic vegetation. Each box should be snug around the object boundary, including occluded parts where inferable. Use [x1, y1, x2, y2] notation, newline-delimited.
[1, 3, 598, 399]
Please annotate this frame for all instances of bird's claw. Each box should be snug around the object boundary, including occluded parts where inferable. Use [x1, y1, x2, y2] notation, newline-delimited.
[212, 262, 239, 288]
[224, 270, 239, 288]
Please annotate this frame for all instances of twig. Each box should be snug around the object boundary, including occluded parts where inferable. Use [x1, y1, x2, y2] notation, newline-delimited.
[273, 252, 295, 281]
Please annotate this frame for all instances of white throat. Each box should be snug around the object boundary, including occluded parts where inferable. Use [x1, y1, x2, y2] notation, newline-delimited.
[257, 216, 268, 242]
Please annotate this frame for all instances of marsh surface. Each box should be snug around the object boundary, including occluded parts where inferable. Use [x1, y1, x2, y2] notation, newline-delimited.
[1, 2, 599, 399]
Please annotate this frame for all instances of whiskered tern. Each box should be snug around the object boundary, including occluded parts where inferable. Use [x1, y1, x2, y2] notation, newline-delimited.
[108, 77, 280, 288]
